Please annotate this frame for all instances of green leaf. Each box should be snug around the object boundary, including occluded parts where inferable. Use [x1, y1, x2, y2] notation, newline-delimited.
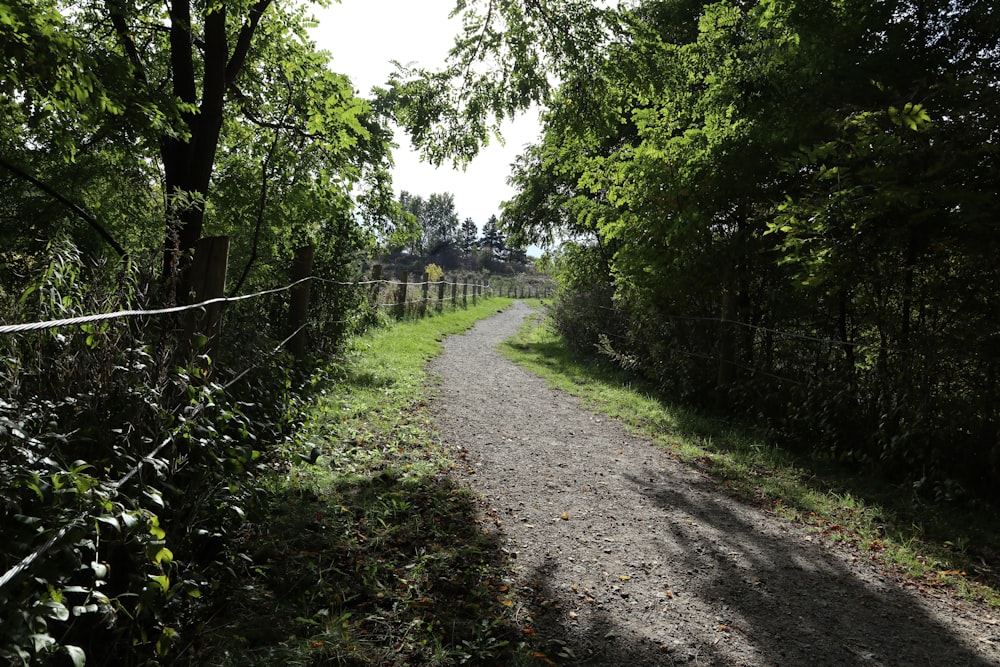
[149, 515, 166, 540]
[43, 600, 70, 621]
[96, 515, 120, 531]
[65, 645, 86, 667]
[153, 547, 173, 565]
[149, 574, 170, 593]
[30, 633, 55, 653]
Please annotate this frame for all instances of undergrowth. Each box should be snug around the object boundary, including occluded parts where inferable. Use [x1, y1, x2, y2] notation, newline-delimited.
[500, 312, 1000, 609]
[188, 299, 545, 665]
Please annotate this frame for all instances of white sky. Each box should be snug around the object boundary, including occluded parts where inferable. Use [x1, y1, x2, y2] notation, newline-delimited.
[308, 0, 542, 229]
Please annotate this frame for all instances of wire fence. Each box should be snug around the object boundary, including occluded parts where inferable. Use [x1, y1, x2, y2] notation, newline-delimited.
[0, 263, 499, 596]
[0, 277, 489, 335]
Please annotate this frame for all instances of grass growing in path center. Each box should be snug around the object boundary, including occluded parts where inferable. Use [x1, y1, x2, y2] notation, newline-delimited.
[189, 298, 541, 666]
[500, 312, 1000, 610]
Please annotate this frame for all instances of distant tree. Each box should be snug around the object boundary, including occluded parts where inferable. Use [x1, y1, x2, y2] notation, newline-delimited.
[459, 217, 479, 251]
[376, 193, 420, 253]
[480, 215, 506, 259]
[423, 192, 460, 253]
[506, 246, 528, 265]
[399, 190, 426, 254]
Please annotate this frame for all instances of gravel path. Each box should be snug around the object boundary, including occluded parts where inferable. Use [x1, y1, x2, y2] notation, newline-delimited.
[428, 302, 1000, 666]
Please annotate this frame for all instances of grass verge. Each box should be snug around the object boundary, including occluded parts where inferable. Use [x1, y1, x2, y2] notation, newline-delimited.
[189, 298, 542, 666]
[500, 311, 1000, 609]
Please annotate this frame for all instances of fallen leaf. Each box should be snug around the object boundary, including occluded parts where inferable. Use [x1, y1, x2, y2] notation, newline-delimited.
[619, 575, 631, 581]
[561, 512, 569, 520]
[568, 611, 578, 619]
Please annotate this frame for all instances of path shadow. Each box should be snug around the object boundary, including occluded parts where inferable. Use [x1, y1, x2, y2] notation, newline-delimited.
[186, 472, 528, 666]
[509, 326, 1000, 596]
[520, 469, 996, 666]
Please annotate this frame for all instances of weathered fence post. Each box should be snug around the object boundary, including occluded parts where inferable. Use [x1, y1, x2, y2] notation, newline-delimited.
[287, 244, 315, 362]
[185, 235, 229, 357]
[437, 279, 446, 313]
[472, 279, 477, 306]
[396, 271, 409, 319]
[451, 280, 457, 309]
[420, 272, 430, 317]
[462, 278, 468, 308]
[369, 264, 383, 310]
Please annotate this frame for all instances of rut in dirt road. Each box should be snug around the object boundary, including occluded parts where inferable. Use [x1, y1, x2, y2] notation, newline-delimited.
[428, 301, 1000, 666]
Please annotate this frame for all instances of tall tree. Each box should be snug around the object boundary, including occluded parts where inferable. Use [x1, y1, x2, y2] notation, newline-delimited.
[480, 214, 506, 259]
[398, 190, 426, 254]
[459, 217, 479, 251]
[2, 1, 394, 298]
[106, 0, 275, 281]
[422, 192, 460, 253]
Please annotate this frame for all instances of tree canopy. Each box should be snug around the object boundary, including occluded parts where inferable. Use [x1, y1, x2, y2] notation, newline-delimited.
[1, 0, 396, 297]
[486, 0, 1000, 498]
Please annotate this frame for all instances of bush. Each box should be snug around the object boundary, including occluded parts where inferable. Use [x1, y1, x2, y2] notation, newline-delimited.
[0, 237, 361, 665]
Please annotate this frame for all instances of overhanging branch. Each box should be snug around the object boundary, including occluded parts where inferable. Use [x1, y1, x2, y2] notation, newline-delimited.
[0, 156, 127, 257]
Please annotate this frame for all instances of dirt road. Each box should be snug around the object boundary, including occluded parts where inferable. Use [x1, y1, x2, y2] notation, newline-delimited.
[429, 302, 1000, 666]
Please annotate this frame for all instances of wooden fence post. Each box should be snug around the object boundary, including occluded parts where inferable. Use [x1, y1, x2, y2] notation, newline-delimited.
[287, 244, 315, 362]
[420, 272, 430, 317]
[369, 264, 383, 309]
[396, 271, 409, 319]
[462, 278, 468, 308]
[437, 280, 446, 313]
[472, 279, 477, 306]
[451, 280, 457, 309]
[185, 235, 229, 357]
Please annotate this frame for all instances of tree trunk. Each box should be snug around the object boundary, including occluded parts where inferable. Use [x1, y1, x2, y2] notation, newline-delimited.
[160, 0, 273, 295]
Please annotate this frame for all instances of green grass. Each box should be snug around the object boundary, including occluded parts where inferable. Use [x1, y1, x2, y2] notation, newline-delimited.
[500, 312, 1000, 608]
[188, 298, 543, 666]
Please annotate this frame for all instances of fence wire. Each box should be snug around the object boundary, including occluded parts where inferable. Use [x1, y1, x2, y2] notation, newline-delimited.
[0, 271, 497, 591]
[0, 277, 491, 335]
